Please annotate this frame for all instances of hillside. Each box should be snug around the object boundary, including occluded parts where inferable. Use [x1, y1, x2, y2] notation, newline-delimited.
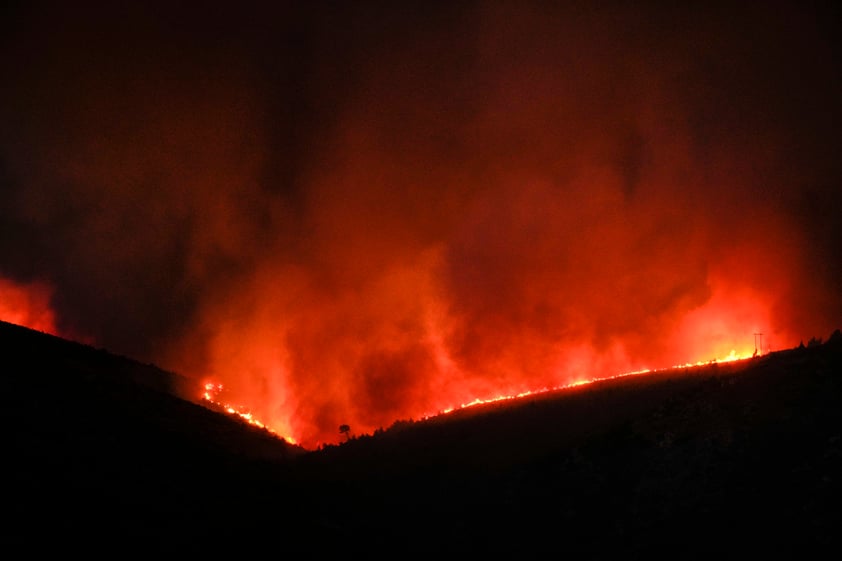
[1, 319, 840, 558]
[0, 320, 307, 550]
[294, 336, 842, 558]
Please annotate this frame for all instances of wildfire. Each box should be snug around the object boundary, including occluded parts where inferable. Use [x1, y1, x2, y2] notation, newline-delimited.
[421, 348, 753, 420]
[201, 382, 296, 445]
[200, 346, 757, 449]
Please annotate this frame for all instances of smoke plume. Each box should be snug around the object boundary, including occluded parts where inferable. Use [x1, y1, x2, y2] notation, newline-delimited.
[1, 2, 840, 446]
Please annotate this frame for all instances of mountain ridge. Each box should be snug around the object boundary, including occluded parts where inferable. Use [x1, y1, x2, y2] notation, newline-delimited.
[2, 319, 839, 557]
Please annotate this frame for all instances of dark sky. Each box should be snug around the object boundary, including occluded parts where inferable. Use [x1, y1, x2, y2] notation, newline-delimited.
[1, 1, 840, 447]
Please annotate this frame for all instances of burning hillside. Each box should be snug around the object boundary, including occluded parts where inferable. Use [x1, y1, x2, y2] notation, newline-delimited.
[1, 3, 840, 448]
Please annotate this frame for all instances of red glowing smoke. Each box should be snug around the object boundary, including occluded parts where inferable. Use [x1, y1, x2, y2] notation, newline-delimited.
[1, 3, 839, 448]
[0, 277, 57, 335]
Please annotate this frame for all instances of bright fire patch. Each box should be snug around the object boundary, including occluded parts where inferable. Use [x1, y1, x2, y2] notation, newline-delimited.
[0, 277, 58, 335]
[201, 347, 756, 449]
[421, 349, 753, 419]
[202, 382, 297, 445]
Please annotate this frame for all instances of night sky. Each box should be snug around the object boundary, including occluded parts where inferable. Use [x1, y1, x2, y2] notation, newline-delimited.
[1, 1, 840, 447]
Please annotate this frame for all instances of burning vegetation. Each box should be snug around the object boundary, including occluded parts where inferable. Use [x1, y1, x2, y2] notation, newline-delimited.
[1, 3, 840, 449]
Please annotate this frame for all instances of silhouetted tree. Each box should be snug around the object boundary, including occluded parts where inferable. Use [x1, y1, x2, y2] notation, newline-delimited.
[339, 424, 351, 441]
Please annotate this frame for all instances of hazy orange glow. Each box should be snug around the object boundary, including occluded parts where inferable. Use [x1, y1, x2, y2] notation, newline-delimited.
[187, 254, 777, 450]
[177, 216, 804, 450]
[0, 277, 58, 335]
[1, 4, 839, 451]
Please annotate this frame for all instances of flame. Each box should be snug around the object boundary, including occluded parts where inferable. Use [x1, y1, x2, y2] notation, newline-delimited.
[182, 253, 780, 451]
[199, 343, 758, 449]
[5, 3, 834, 454]
[420, 347, 754, 420]
[201, 382, 297, 445]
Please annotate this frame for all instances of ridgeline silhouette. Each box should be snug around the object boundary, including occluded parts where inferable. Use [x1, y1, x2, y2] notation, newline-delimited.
[2, 319, 840, 558]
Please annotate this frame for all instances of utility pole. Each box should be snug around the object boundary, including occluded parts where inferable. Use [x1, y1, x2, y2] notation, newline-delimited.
[754, 332, 763, 357]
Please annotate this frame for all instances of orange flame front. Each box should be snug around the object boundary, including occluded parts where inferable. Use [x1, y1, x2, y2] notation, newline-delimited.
[200, 346, 756, 449]
[202, 382, 296, 445]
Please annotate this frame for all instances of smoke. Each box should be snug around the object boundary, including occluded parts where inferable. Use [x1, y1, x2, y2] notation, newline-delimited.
[1, 2, 840, 447]
[0, 277, 57, 334]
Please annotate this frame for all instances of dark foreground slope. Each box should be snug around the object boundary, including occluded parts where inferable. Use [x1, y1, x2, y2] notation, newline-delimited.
[0, 320, 307, 549]
[296, 335, 842, 559]
[2, 319, 840, 558]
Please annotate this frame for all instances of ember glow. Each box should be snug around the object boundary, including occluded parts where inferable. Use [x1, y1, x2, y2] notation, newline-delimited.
[1, 3, 839, 450]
